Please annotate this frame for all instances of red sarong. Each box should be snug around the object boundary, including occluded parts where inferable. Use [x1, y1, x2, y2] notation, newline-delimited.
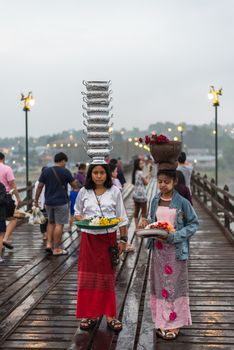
[76, 231, 117, 319]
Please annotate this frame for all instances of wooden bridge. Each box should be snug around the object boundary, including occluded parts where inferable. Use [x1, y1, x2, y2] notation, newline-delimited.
[0, 173, 234, 350]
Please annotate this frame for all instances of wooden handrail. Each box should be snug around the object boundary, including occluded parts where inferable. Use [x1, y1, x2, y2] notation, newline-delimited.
[18, 181, 34, 211]
[191, 171, 234, 236]
[192, 172, 234, 200]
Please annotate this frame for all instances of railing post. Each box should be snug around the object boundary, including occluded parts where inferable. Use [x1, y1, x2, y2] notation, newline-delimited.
[223, 184, 230, 231]
[203, 174, 208, 205]
[27, 181, 32, 211]
[191, 171, 196, 196]
[211, 178, 217, 215]
[197, 172, 201, 198]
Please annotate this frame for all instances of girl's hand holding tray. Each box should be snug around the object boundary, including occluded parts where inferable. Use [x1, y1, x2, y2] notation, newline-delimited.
[136, 221, 175, 239]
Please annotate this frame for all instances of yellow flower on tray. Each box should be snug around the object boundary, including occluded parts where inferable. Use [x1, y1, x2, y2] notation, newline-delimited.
[90, 217, 122, 226]
[99, 217, 110, 226]
[108, 218, 122, 225]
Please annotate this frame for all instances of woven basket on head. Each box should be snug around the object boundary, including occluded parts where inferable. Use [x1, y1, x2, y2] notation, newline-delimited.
[150, 141, 181, 170]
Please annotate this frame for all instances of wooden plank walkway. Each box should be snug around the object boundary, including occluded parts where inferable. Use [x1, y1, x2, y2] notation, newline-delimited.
[1, 182, 234, 349]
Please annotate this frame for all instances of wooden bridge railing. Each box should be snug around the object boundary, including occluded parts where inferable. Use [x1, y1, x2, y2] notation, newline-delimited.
[18, 181, 34, 211]
[191, 171, 234, 239]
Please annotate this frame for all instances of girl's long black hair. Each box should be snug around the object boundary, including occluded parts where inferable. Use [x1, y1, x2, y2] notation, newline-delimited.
[132, 158, 142, 185]
[84, 164, 113, 190]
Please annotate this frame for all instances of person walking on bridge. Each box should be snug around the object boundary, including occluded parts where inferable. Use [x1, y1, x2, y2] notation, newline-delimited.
[177, 152, 193, 194]
[74, 163, 129, 332]
[132, 158, 149, 228]
[140, 168, 198, 340]
[0, 152, 23, 250]
[35, 152, 78, 256]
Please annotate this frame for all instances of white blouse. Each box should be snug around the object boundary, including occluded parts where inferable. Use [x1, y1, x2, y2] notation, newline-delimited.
[74, 185, 129, 234]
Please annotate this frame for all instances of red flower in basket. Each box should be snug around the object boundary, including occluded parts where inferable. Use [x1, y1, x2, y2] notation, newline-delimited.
[139, 133, 170, 145]
[157, 134, 170, 143]
[144, 135, 151, 145]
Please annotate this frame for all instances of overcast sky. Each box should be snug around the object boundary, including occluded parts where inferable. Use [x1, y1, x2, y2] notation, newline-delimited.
[1, 0, 233, 137]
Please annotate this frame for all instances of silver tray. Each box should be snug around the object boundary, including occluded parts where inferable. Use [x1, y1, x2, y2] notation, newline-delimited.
[83, 97, 112, 106]
[85, 131, 110, 138]
[83, 113, 112, 123]
[136, 228, 168, 238]
[82, 105, 113, 114]
[86, 147, 113, 157]
[82, 91, 112, 99]
[83, 121, 112, 131]
[86, 140, 111, 147]
[83, 80, 111, 86]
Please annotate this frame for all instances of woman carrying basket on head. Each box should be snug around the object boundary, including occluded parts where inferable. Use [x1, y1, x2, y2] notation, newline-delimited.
[138, 134, 199, 340]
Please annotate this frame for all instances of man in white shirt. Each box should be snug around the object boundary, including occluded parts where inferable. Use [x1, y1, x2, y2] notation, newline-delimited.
[177, 152, 193, 194]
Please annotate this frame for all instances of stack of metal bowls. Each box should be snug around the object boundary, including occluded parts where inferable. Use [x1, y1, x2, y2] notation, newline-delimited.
[82, 80, 113, 164]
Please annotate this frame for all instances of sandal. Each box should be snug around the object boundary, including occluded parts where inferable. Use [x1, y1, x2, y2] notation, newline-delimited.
[107, 318, 122, 332]
[156, 328, 179, 340]
[3, 241, 14, 250]
[45, 247, 53, 254]
[53, 249, 68, 256]
[156, 329, 167, 339]
[165, 330, 178, 339]
[80, 318, 98, 330]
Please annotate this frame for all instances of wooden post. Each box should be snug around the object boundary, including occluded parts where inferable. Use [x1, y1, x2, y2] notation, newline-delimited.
[211, 178, 217, 215]
[197, 173, 201, 198]
[27, 181, 32, 211]
[223, 184, 230, 231]
[191, 171, 196, 196]
[203, 174, 208, 205]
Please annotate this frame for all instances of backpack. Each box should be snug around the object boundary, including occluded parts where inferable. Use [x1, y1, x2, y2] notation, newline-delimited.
[0, 183, 16, 218]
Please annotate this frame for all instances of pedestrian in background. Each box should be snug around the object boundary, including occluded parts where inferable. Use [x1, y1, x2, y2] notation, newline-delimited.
[0, 182, 7, 263]
[109, 162, 134, 252]
[175, 170, 193, 205]
[68, 163, 87, 233]
[75, 163, 87, 189]
[132, 158, 149, 228]
[0, 152, 23, 250]
[110, 158, 126, 188]
[35, 152, 78, 256]
[177, 152, 193, 194]
[34, 167, 48, 240]
[109, 162, 123, 191]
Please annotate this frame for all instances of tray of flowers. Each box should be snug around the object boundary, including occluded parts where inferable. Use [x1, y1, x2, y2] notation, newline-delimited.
[136, 221, 175, 238]
[75, 217, 122, 230]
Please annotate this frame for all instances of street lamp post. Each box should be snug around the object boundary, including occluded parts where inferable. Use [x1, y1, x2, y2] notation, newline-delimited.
[21, 92, 35, 189]
[208, 86, 222, 185]
[177, 124, 184, 150]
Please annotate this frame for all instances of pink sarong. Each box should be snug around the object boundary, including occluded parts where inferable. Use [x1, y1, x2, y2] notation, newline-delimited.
[150, 206, 192, 329]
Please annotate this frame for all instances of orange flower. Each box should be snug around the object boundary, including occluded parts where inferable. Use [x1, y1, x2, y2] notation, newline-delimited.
[148, 221, 175, 233]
